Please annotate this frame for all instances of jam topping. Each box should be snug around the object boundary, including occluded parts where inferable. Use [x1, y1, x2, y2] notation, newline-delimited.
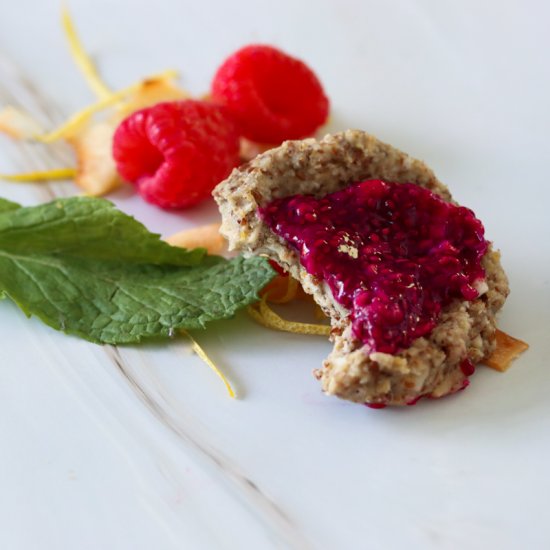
[259, 180, 488, 354]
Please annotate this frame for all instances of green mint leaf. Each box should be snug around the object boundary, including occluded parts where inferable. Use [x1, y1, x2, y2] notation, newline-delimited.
[0, 197, 275, 344]
[0, 198, 22, 213]
[0, 254, 273, 344]
[0, 200, 21, 301]
[0, 197, 205, 266]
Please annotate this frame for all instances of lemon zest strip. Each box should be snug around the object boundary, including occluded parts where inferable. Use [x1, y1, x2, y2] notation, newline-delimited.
[183, 331, 236, 399]
[0, 168, 76, 182]
[62, 7, 112, 100]
[36, 69, 179, 143]
[248, 297, 331, 336]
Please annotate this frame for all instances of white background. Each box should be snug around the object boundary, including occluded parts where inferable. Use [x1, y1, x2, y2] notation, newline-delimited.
[0, 1, 549, 548]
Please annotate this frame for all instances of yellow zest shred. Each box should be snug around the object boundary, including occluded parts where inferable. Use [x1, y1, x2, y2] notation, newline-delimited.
[36, 69, 179, 143]
[183, 331, 236, 398]
[0, 168, 76, 182]
[248, 296, 331, 336]
[62, 7, 112, 100]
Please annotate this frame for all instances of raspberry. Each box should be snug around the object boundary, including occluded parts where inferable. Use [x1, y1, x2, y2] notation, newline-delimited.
[113, 100, 240, 209]
[211, 45, 329, 143]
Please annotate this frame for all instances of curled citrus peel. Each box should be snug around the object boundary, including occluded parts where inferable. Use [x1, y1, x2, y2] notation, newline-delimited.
[248, 274, 331, 336]
[62, 6, 112, 100]
[247, 296, 331, 337]
[0, 168, 76, 182]
[0, 10, 187, 194]
[183, 331, 235, 398]
[36, 69, 180, 143]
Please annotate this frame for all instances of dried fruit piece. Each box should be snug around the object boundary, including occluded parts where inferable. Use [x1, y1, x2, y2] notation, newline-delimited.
[484, 330, 529, 372]
[166, 223, 226, 255]
[211, 44, 329, 143]
[113, 100, 240, 209]
[70, 122, 121, 195]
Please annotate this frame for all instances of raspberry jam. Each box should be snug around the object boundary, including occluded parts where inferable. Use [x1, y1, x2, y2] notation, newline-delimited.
[259, 180, 488, 354]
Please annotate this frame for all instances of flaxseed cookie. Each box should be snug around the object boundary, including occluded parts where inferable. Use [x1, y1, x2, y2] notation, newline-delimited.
[213, 130, 508, 406]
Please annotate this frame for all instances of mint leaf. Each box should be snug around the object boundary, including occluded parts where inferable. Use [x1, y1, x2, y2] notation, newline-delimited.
[0, 200, 21, 302]
[0, 197, 204, 266]
[0, 198, 21, 213]
[0, 197, 275, 344]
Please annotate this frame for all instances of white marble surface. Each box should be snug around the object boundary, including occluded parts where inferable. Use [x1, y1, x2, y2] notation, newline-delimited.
[0, 1, 549, 548]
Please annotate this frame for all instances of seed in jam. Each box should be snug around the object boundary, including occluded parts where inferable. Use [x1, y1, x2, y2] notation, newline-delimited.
[259, 180, 488, 354]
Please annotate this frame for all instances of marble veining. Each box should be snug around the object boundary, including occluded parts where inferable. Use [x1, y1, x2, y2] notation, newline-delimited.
[0, 55, 310, 549]
[105, 345, 311, 549]
[1, 8, 549, 548]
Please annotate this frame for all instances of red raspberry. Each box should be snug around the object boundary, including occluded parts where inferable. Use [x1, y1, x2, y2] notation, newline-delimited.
[113, 100, 240, 209]
[211, 45, 329, 143]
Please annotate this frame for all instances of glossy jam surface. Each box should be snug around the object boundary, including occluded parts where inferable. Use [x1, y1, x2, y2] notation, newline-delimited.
[259, 180, 488, 354]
